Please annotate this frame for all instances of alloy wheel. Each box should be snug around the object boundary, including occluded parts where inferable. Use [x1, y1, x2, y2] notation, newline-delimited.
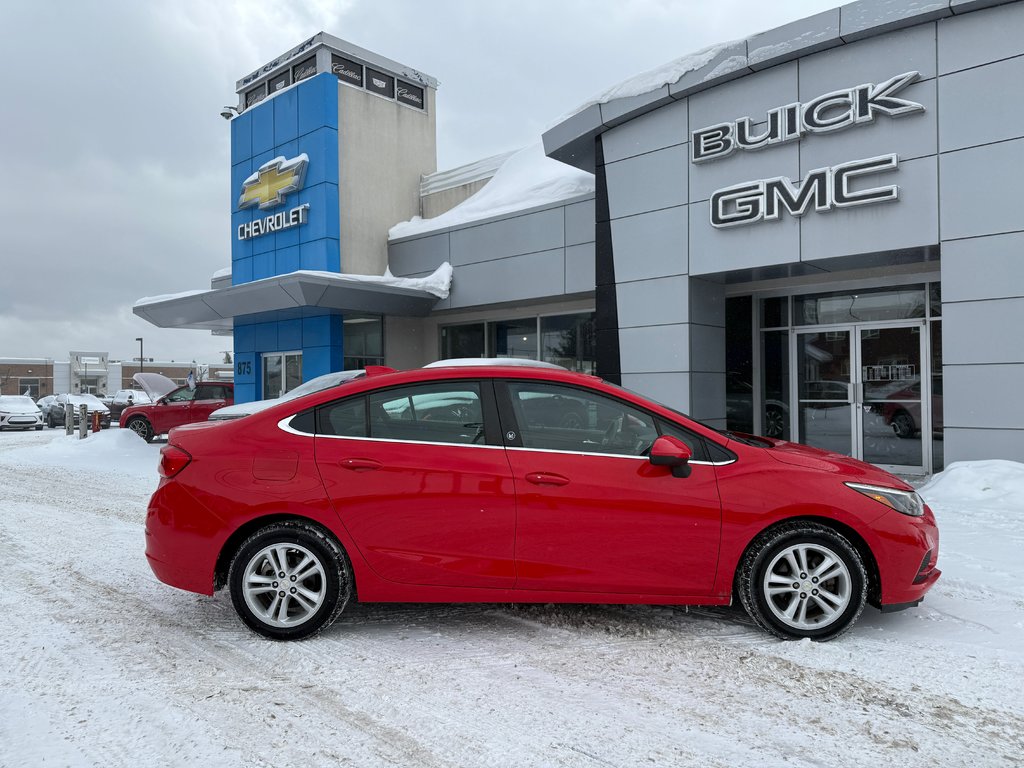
[762, 543, 852, 630]
[241, 543, 327, 628]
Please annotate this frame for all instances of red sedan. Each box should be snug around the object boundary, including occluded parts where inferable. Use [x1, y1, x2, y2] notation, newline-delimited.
[146, 364, 939, 641]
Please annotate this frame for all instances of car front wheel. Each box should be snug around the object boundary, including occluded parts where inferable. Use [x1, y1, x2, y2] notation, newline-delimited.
[891, 410, 916, 439]
[126, 417, 153, 442]
[228, 521, 352, 640]
[737, 522, 867, 641]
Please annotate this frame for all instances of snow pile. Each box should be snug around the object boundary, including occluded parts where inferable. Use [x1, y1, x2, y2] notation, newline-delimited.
[4, 429, 158, 480]
[295, 262, 454, 299]
[919, 459, 1024, 508]
[389, 144, 594, 239]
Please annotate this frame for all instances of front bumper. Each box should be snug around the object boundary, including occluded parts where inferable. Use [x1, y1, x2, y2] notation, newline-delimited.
[1, 415, 42, 428]
[873, 503, 941, 607]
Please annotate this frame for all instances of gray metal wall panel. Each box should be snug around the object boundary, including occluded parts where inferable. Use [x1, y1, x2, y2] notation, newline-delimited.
[939, 57, 1024, 152]
[688, 62, 798, 135]
[839, 0, 949, 41]
[941, 232, 1024, 302]
[939, 138, 1024, 240]
[798, 79, 936, 171]
[609, 207, 688, 283]
[688, 279, 726, 327]
[800, 155, 939, 260]
[605, 144, 688, 219]
[688, 201, 801, 275]
[449, 207, 564, 266]
[797, 23, 937, 99]
[619, 325, 688, 374]
[616, 275, 690, 329]
[943, 298, 1024, 364]
[944, 363, 1024, 429]
[690, 138, 801, 204]
[446, 249, 565, 308]
[938, 1, 1024, 73]
[620, 372, 689, 413]
[602, 100, 688, 164]
[690, 324, 726, 373]
[564, 243, 596, 294]
[944, 426, 1024, 464]
[564, 199, 596, 246]
[388, 232, 450, 276]
[689, 371, 727, 421]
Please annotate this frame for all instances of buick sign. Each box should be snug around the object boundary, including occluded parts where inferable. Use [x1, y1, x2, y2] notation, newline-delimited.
[692, 72, 925, 163]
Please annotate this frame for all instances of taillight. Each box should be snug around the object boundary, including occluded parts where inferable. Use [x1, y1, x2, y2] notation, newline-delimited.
[159, 445, 192, 478]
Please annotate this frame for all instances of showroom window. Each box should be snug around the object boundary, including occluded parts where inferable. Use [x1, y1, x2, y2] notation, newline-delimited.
[18, 378, 40, 399]
[439, 312, 595, 372]
[344, 315, 384, 370]
[263, 352, 302, 400]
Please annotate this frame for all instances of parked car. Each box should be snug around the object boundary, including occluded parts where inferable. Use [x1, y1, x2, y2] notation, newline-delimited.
[36, 395, 57, 422]
[107, 389, 152, 421]
[726, 372, 787, 438]
[209, 370, 367, 421]
[879, 379, 944, 439]
[47, 393, 111, 429]
[121, 373, 232, 442]
[0, 395, 43, 431]
[146, 364, 940, 642]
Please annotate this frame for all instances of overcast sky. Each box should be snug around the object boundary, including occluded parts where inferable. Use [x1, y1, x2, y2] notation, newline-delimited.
[0, 0, 839, 365]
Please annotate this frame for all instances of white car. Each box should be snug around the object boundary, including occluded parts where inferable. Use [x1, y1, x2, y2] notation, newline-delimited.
[208, 370, 367, 421]
[0, 395, 44, 431]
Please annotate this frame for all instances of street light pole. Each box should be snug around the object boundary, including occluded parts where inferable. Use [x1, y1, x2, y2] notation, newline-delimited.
[136, 337, 144, 374]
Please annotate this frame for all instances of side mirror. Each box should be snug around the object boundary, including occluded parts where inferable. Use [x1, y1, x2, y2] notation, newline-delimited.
[649, 435, 693, 478]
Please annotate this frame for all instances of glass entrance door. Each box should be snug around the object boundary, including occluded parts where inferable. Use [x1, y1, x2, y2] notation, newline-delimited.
[793, 323, 928, 473]
[262, 352, 302, 400]
[859, 325, 925, 469]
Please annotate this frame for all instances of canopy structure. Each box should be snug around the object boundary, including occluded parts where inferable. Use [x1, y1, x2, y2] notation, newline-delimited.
[134, 270, 444, 331]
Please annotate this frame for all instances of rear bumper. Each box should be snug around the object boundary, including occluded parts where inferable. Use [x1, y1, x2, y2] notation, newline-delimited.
[144, 481, 223, 596]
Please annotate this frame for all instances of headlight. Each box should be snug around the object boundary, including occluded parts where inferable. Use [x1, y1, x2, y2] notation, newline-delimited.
[845, 482, 924, 517]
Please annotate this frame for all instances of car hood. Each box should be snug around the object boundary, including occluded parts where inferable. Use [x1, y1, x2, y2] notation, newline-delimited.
[133, 372, 178, 401]
[755, 437, 913, 490]
[0, 402, 41, 415]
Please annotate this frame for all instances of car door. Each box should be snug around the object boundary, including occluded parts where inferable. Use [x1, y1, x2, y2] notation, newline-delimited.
[313, 380, 518, 588]
[190, 384, 231, 423]
[499, 380, 723, 596]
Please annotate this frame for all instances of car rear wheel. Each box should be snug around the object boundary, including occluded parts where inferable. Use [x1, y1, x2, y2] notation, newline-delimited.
[737, 522, 866, 641]
[126, 417, 153, 442]
[228, 521, 352, 641]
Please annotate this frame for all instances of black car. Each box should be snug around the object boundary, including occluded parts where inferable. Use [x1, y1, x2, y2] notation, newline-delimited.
[47, 393, 111, 429]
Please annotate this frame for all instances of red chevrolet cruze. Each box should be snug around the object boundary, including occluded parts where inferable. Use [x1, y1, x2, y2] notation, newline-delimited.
[146, 364, 939, 641]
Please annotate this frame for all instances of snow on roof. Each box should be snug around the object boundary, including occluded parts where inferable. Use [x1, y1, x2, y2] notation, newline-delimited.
[211, 266, 232, 279]
[134, 262, 453, 307]
[551, 41, 735, 126]
[420, 149, 518, 197]
[389, 143, 594, 240]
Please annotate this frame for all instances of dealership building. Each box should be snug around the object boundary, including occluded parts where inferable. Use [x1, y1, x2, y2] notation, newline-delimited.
[134, 0, 1024, 475]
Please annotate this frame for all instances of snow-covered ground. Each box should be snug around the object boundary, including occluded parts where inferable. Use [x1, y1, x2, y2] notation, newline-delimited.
[2, 429, 1022, 767]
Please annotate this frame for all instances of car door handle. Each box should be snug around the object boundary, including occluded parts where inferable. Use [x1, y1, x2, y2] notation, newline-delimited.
[525, 472, 569, 487]
[340, 458, 383, 472]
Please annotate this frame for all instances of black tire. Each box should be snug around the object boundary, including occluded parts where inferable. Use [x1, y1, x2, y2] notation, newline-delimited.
[891, 410, 916, 439]
[35, 425, 43, 431]
[126, 417, 153, 442]
[737, 522, 866, 641]
[47, 413, 56, 429]
[228, 521, 352, 641]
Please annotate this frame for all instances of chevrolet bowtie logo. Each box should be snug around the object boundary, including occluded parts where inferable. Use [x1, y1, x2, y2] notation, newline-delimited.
[238, 154, 309, 210]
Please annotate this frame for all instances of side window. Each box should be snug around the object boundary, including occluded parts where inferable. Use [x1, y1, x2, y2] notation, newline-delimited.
[507, 382, 657, 457]
[656, 420, 711, 462]
[368, 383, 483, 445]
[317, 397, 367, 437]
[165, 388, 195, 403]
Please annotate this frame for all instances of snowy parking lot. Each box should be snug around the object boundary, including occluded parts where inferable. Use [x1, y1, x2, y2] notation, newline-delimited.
[2, 428, 1022, 767]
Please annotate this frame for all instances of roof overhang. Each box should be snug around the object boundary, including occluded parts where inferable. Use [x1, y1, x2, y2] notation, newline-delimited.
[134, 271, 442, 331]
